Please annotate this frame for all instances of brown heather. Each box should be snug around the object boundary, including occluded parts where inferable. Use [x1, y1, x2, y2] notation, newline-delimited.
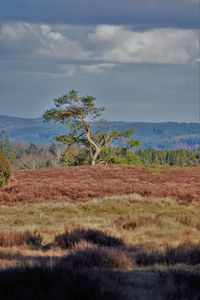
[0, 165, 199, 204]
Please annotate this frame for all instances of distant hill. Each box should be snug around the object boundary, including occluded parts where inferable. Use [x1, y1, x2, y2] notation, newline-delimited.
[0, 115, 199, 150]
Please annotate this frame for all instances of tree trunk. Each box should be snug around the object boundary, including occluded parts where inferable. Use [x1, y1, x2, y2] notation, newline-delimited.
[91, 148, 101, 166]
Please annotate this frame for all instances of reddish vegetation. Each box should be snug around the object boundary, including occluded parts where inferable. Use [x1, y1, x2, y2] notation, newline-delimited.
[0, 165, 199, 204]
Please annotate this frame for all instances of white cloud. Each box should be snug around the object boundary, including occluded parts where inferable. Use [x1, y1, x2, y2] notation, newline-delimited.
[37, 24, 91, 59]
[89, 25, 198, 64]
[81, 63, 115, 74]
[60, 63, 115, 77]
[0, 22, 198, 65]
[0, 22, 90, 59]
[1, 23, 28, 41]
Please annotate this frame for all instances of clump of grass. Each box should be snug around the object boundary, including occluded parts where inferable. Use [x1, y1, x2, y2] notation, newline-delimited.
[0, 231, 43, 247]
[54, 226, 124, 249]
[62, 247, 133, 270]
[114, 215, 161, 230]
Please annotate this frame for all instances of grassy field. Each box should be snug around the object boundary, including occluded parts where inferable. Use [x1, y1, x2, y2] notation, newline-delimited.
[0, 165, 200, 299]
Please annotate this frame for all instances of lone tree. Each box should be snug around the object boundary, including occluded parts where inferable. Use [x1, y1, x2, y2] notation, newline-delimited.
[43, 90, 140, 166]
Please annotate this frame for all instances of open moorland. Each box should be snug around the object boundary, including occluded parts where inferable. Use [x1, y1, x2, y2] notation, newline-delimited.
[0, 165, 200, 299]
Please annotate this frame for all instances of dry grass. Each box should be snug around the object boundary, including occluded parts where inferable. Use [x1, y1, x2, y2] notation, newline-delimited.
[0, 194, 200, 246]
[114, 215, 162, 229]
[0, 165, 200, 299]
[0, 231, 43, 247]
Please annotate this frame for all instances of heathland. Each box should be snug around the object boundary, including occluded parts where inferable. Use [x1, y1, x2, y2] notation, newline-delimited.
[0, 165, 199, 299]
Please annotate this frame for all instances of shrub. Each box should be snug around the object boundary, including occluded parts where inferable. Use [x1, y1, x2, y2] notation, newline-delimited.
[0, 149, 11, 187]
[63, 247, 133, 270]
[54, 227, 124, 249]
[0, 231, 43, 247]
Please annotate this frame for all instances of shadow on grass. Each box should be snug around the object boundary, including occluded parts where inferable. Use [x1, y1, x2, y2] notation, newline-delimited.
[0, 263, 200, 300]
[131, 243, 200, 266]
[0, 267, 122, 300]
[0, 228, 200, 300]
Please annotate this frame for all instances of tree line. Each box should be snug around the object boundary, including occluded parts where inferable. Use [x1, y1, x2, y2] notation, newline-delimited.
[0, 131, 199, 169]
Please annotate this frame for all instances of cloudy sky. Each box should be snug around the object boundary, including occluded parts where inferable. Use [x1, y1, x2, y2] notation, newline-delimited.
[0, 0, 199, 122]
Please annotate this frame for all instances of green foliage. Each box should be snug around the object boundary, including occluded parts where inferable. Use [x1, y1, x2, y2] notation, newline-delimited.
[59, 146, 200, 167]
[36, 160, 54, 169]
[60, 146, 90, 166]
[59, 146, 141, 166]
[98, 147, 141, 165]
[137, 148, 200, 166]
[43, 89, 105, 123]
[0, 149, 11, 187]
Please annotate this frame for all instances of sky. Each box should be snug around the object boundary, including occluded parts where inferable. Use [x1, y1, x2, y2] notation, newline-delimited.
[0, 0, 199, 122]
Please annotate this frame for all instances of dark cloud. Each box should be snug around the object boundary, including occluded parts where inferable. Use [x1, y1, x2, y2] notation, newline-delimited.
[0, 0, 198, 28]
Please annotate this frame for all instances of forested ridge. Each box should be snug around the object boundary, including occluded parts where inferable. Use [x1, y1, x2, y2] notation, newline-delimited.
[0, 115, 199, 150]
